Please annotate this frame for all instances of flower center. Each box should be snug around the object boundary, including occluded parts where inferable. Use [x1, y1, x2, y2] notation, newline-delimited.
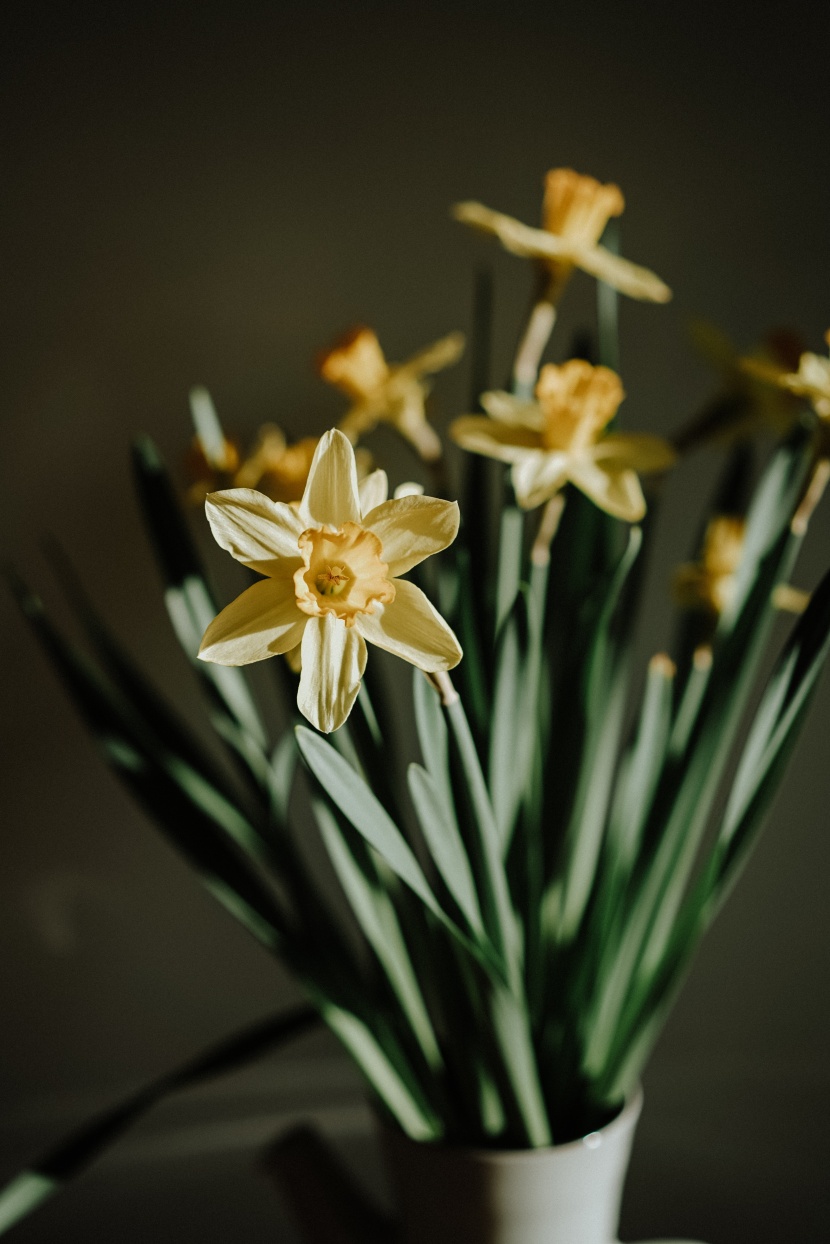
[294, 522, 395, 626]
[315, 564, 350, 596]
[536, 361, 624, 454]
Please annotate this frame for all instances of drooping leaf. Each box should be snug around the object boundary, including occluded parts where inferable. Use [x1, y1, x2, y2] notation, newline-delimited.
[0, 1006, 319, 1235]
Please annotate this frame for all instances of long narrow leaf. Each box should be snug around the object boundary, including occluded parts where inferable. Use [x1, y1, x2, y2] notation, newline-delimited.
[131, 436, 267, 749]
[312, 796, 443, 1073]
[0, 1007, 319, 1236]
[407, 763, 484, 937]
[8, 573, 287, 952]
[296, 727, 498, 976]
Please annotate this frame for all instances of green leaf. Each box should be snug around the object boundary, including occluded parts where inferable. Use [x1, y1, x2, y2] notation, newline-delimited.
[0, 1007, 319, 1235]
[489, 984, 551, 1147]
[131, 436, 267, 749]
[297, 728, 435, 907]
[413, 668, 453, 813]
[0, 1176, 55, 1235]
[707, 560, 830, 906]
[554, 527, 642, 942]
[494, 503, 525, 635]
[443, 697, 520, 984]
[296, 727, 492, 974]
[316, 1001, 440, 1141]
[407, 763, 485, 937]
[607, 653, 676, 872]
[488, 588, 531, 847]
[42, 538, 249, 809]
[312, 796, 443, 1072]
[8, 572, 287, 953]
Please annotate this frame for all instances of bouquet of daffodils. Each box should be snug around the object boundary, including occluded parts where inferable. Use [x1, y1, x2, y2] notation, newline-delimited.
[7, 167, 830, 1225]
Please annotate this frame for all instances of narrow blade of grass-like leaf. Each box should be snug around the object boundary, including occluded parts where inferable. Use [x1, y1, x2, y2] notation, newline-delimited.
[0, 1005, 318, 1235]
[443, 696, 520, 984]
[312, 796, 443, 1072]
[8, 573, 287, 952]
[131, 436, 267, 748]
[488, 589, 531, 847]
[607, 653, 676, 872]
[42, 538, 249, 807]
[554, 527, 642, 942]
[413, 668, 453, 814]
[296, 727, 499, 978]
[314, 1000, 441, 1141]
[407, 762, 484, 937]
[489, 984, 551, 1147]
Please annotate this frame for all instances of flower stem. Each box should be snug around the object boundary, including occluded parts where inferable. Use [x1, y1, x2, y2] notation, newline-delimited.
[512, 297, 557, 398]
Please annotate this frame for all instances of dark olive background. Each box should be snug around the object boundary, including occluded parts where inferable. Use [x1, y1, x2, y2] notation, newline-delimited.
[1, 3, 828, 1240]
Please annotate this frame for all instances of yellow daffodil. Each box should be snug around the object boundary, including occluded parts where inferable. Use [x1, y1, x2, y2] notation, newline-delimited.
[673, 516, 746, 615]
[741, 329, 830, 420]
[317, 326, 465, 461]
[673, 515, 809, 618]
[452, 168, 671, 304]
[672, 322, 803, 452]
[450, 360, 676, 519]
[185, 386, 374, 508]
[186, 422, 321, 507]
[198, 429, 462, 733]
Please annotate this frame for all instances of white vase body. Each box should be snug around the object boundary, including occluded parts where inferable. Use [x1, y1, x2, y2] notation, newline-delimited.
[383, 1089, 642, 1244]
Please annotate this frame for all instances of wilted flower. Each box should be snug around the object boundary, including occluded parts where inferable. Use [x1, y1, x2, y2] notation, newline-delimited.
[450, 360, 676, 519]
[317, 326, 465, 461]
[452, 168, 671, 304]
[199, 430, 462, 732]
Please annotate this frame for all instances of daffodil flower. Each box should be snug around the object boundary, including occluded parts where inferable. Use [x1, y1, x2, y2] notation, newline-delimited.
[185, 388, 323, 506]
[741, 330, 830, 420]
[673, 516, 746, 615]
[317, 326, 465, 461]
[450, 360, 676, 520]
[198, 429, 462, 732]
[453, 168, 671, 304]
[672, 322, 803, 452]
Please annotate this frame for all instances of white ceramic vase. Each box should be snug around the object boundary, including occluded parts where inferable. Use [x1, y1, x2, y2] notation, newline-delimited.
[382, 1089, 707, 1244]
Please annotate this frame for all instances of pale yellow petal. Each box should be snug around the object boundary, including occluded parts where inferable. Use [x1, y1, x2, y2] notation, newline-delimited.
[297, 614, 367, 733]
[396, 331, 466, 378]
[511, 453, 570, 509]
[198, 578, 306, 665]
[453, 201, 671, 303]
[205, 489, 305, 575]
[569, 242, 672, 303]
[450, 416, 542, 463]
[355, 580, 461, 672]
[299, 429, 362, 528]
[568, 458, 646, 521]
[362, 496, 460, 577]
[593, 433, 677, 474]
[480, 390, 546, 431]
[392, 393, 443, 461]
[358, 468, 389, 515]
[452, 201, 572, 261]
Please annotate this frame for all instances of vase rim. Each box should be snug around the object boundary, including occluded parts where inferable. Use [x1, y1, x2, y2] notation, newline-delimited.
[383, 1085, 643, 1162]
